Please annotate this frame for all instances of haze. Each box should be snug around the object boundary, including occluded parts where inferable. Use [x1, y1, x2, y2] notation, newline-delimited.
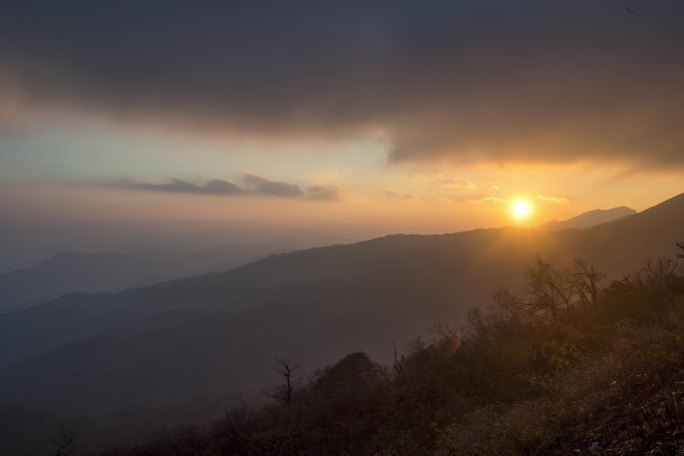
[1, 1, 683, 270]
[2, 2, 684, 455]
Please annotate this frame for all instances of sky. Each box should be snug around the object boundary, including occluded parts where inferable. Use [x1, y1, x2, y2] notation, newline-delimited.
[0, 0, 683, 268]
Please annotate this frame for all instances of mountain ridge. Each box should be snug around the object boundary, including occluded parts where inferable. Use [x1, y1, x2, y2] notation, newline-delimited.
[0, 192, 681, 448]
[538, 206, 636, 231]
[0, 245, 281, 313]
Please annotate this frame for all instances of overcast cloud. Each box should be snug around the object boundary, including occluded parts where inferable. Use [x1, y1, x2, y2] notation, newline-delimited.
[0, 1, 683, 167]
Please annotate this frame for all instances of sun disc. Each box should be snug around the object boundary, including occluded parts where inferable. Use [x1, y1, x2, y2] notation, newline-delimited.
[511, 200, 532, 220]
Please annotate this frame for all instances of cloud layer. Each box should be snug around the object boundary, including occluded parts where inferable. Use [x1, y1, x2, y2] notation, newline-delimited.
[112, 175, 340, 202]
[1, 1, 683, 167]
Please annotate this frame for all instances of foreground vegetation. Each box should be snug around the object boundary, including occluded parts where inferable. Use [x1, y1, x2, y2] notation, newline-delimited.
[107, 245, 684, 455]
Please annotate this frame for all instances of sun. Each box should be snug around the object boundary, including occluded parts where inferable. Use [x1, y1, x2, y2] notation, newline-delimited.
[511, 199, 533, 221]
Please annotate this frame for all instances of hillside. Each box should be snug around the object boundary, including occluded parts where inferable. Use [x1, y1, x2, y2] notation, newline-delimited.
[539, 206, 636, 231]
[0, 193, 682, 453]
[0, 245, 278, 313]
[109, 240, 684, 456]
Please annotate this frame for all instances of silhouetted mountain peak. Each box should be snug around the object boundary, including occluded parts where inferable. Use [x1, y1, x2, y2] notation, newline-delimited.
[635, 192, 684, 216]
[539, 206, 636, 231]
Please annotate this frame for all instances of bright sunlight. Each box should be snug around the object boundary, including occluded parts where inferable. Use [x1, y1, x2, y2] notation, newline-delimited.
[511, 199, 533, 221]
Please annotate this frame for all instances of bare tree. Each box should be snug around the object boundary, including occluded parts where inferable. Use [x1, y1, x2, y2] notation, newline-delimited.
[392, 339, 406, 381]
[264, 357, 300, 456]
[525, 258, 574, 322]
[466, 307, 492, 340]
[677, 242, 684, 259]
[491, 286, 530, 324]
[630, 256, 680, 307]
[224, 401, 253, 452]
[265, 357, 298, 408]
[429, 321, 463, 354]
[570, 257, 607, 308]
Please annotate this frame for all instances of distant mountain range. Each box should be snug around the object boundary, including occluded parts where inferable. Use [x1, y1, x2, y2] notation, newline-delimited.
[0, 207, 637, 314]
[539, 206, 636, 231]
[0, 245, 283, 313]
[0, 193, 682, 453]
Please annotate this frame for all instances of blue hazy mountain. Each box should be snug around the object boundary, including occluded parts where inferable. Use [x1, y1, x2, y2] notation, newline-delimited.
[0, 245, 281, 313]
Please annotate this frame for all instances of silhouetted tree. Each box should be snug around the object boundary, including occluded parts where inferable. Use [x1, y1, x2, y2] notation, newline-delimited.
[570, 257, 606, 308]
[392, 339, 406, 381]
[491, 286, 530, 324]
[223, 401, 256, 454]
[104, 252, 684, 456]
[629, 256, 680, 308]
[525, 258, 574, 322]
[466, 307, 490, 340]
[265, 357, 300, 456]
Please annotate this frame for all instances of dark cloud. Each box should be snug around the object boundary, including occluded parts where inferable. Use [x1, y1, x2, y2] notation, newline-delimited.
[111, 175, 341, 201]
[1, 1, 683, 167]
[124, 178, 244, 195]
[240, 174, 304, 198]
